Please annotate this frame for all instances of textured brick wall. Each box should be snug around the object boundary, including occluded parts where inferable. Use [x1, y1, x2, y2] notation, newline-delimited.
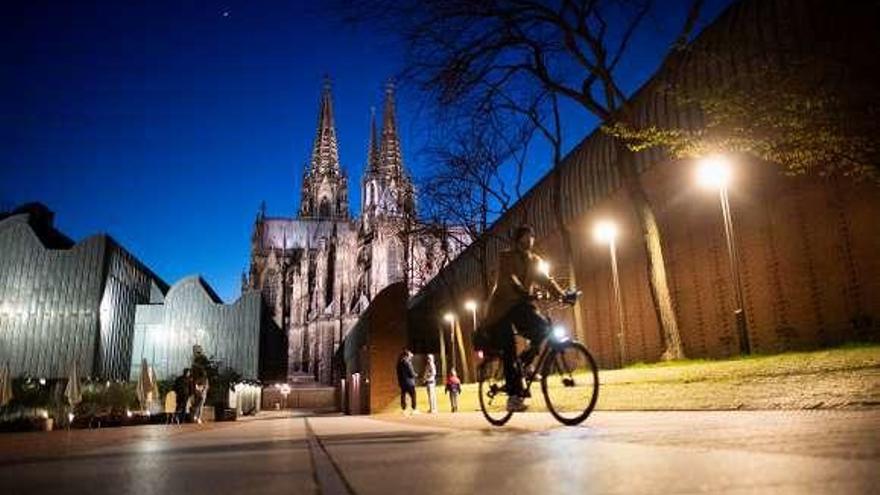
[552, 160, 880, 368]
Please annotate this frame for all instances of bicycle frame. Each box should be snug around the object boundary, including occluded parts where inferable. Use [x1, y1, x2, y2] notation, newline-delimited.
[519, 316, 571, 397]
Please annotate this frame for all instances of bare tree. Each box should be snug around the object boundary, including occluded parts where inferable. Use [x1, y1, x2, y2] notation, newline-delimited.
[419, 108, 537, 297]
[342, 0, 708, 359]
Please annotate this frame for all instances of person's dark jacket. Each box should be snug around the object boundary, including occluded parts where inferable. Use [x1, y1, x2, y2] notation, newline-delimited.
[396, 357, 417, 389]
[173, 374, 191, 399]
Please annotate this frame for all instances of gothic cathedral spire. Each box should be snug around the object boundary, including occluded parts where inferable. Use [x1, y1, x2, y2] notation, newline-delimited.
[367, 106, 381, 172]
[361, 80, 415, 227]
[300, 76, 349, 220]
[310, 76, 340, 175]
[379, 80, 403, 173]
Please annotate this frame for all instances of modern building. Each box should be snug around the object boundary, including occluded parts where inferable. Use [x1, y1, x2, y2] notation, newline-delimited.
[245, 80, 463, 384]
[0, 203, 167, 379]
[129, 276, 285, 381]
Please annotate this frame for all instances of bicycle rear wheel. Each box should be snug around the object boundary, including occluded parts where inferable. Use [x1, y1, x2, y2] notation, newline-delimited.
[541, 342, 599, 426]
[478, 355, 513, 426]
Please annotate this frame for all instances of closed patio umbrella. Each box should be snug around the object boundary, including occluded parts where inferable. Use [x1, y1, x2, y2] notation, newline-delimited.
[0, 362, 12, 407]
[149, 364, 160, 408]
[136, 358, 155, 411]
[65, 360, 82, 407]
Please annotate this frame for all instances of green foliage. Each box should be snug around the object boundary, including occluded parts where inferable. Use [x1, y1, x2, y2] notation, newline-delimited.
[76, 381, 138, 417]
[604, 55, 879, 181]
[10, 378, 56, 409]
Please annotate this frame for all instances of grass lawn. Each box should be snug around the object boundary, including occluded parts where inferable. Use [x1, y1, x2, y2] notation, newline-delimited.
[378, 343, 880, 414]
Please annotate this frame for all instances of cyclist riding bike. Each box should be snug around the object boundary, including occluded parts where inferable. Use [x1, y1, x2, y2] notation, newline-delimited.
[483, 225, 577, 412]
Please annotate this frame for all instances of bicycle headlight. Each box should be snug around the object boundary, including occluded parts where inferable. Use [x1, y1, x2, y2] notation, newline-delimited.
[552, 325, 568, 341]
[538, 260, 551, 277]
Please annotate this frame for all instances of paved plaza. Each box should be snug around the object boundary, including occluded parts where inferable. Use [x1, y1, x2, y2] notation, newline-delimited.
[1, 410, 878, 494]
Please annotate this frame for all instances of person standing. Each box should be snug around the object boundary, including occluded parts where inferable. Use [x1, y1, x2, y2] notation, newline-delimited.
[423, 354, 438, 414]
[173, 368, 192, 423]
[191, 368, 209, 424]
[445, 368, 462, 413]
[396, 349, 417, 414]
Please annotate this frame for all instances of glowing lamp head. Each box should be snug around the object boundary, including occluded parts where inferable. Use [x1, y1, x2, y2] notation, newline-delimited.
[443, 312, 455, 323]
[537, 260, 551, 277]
[552, 325, 569, 341]
[476, 350, 485, 360]
[464, 300, 477, 312]
[697, 155, 732, 189]
[593, 220, 618, 244]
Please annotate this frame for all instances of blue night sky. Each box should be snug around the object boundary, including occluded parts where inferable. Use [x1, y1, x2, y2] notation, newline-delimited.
[1, 1, 732, 302]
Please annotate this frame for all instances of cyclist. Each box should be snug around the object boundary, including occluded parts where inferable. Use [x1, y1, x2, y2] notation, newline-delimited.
[484, 225, 574, 412]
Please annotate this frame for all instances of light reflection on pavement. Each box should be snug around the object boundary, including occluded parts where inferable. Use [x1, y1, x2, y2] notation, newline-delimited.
[0, 410, 877, 494]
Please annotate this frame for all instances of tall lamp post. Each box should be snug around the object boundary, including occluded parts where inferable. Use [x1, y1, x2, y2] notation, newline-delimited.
[594, 220, 626, 366]
[443, 312, 456, 374]
[464, 300, 478, 332]
[462, 300, 478, 382]
[697, 155, 750, 354]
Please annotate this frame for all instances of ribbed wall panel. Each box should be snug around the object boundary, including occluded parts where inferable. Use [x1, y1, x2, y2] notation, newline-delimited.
[130, 277, 262, 381]
[0, 215, 164, 379]
[0, 217, 105, 377]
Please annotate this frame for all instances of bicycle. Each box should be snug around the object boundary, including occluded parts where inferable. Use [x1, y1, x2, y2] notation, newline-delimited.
[477, 291, 600, 426]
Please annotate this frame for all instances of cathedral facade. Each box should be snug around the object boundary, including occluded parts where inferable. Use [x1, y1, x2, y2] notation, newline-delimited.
[245, 81, 458, 384]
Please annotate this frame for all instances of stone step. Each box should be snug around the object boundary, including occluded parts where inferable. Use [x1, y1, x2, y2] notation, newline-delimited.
[288, 372, 320, 387]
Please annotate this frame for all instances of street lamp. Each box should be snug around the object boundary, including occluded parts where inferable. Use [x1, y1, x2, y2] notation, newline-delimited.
[443, 312, 456, 372]
[593, 219, 626, 366]
[697, 154, 750, 354]
[464, 300, 478, 331]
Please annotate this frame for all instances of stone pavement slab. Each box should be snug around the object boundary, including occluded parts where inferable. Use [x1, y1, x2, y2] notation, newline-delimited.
[0, 410, 877, 494]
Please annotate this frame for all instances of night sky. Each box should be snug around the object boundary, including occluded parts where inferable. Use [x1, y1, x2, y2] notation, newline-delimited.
[1, 0, 732, 301]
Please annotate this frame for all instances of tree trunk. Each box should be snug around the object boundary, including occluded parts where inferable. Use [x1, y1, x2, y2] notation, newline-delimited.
[616, 141, 685, 360]
[551, 169, 586, 342]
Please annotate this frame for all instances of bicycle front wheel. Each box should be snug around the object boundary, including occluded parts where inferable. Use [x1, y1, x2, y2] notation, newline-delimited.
[541, 342, 599, 426]
[478, 355, 513, 426]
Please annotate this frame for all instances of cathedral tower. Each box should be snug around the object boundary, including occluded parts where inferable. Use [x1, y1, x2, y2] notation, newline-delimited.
[300, 78, 350, 220]
[361, 81, 415, 229]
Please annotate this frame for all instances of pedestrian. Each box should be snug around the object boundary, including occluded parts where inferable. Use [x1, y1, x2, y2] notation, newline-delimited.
[423, 354, 438, 413]
[173, 368, 192, 423]
[396, 349, 418, 414]
[445, 368, 462, 413]
[191, 367, 209, 424]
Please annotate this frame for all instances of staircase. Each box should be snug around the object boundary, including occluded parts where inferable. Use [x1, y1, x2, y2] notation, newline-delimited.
[262, 372, 338, 411]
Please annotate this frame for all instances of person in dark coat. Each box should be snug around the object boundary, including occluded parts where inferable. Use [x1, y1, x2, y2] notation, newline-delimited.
[173, 368, 192, 422]
[396, 349, 418, 414]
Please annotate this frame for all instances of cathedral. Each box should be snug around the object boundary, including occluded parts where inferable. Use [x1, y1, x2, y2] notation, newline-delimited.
[245, 80, 459, 384]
